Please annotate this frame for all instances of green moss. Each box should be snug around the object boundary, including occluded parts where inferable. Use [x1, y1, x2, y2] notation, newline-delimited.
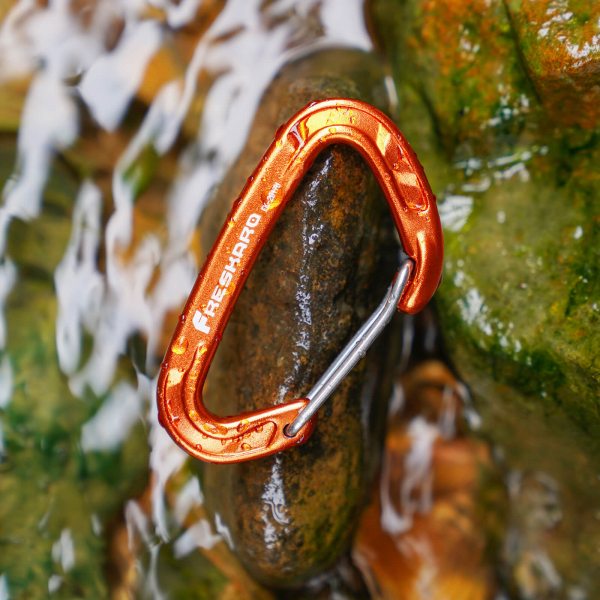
[123, 143, 160, 201]
[371, 0, 600, 589]
[374, 0, 538, 154]
[155, 545, 229, 600]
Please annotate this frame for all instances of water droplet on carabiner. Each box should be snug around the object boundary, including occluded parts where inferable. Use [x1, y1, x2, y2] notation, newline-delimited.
[171, 336, 188, 355]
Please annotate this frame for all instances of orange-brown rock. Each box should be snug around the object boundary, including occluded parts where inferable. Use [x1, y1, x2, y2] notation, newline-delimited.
[198, 49, 399, 591]
[507, 0, 600, 130]
[353, 361, 505, 600]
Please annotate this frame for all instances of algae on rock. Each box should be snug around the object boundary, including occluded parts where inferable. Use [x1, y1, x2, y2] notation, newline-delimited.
[372, 0, 600, 596]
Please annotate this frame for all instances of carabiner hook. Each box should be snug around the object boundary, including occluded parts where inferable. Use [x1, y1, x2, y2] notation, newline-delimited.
[158, 98, 444, 463]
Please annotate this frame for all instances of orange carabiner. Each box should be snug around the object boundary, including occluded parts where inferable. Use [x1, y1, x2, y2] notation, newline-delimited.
[158, 98, 444, 463]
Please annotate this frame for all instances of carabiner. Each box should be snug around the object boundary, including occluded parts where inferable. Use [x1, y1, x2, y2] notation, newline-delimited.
[158, 98, 444, 464]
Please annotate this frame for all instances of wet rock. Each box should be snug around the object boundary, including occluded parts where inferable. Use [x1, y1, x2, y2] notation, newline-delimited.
[506, 0, 600, 130]
[373, 0, 600, 150]
[354, 361, 505, 600]
[372, 0, 534, 154]
[199, 49, 399, 590]
[413, 103, 600, 599]
[372, 0, 600, 596]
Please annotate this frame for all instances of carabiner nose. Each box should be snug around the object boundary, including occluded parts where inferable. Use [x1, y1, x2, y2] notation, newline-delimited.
[158, 98, 444, 464]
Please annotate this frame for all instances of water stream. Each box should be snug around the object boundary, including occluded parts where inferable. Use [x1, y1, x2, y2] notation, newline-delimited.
[0, 0, 386, 597]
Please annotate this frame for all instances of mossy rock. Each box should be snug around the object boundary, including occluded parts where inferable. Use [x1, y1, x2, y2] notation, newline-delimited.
[372, 0, 600, 596]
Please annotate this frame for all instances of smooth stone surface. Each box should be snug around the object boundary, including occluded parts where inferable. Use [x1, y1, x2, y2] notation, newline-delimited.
[199, 48, 400, 590]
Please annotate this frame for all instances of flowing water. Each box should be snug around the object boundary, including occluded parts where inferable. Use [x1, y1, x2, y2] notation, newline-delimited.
[0, 1, 387, 597]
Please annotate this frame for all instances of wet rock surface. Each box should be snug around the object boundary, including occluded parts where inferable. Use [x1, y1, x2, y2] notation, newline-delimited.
[373, 0, 600, 596]
[199, 49, 399, 591]
[507, 0, 600, 130]
[354, 361, 506, 600]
